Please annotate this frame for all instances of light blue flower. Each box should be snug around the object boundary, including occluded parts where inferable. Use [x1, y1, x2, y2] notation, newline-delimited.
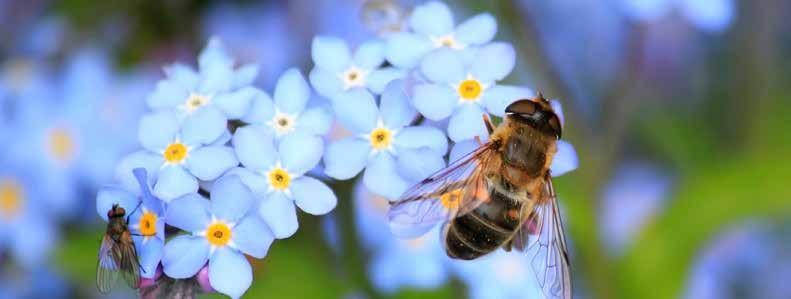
[353, 181, 450, 293]
[618, 0, 735, 33]
[451, 250, 544, 299]
[309, 36, 405, 100]
[96, 168, 165, 279]
[413, 43, 532, 142]
[115, 110, 238, 201]
[228, 129, 337, 239]
[162, 175, 274, 299]
[385, 1, 498, 69]
[323, 80, 448, 200]
[241, 68, 333, 140]
[146, 38, 259, 133]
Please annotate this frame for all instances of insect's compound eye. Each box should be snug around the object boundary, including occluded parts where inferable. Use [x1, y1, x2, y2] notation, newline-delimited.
[505, 99, 538, 116]
[547, 115, 562, 139]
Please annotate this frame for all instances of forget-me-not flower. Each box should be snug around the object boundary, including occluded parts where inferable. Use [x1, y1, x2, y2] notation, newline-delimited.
[309, 36, 404, 100]
[323, 80, 448, 200]
[385, 1, 498, 69]
[116, 109, 238, 201]
[229, 130, 337, 239]
[618, 0, 735, 33]
[162, 175, 274, 299]
[241, 68, 332, 140]
[451, 250, 545, 299]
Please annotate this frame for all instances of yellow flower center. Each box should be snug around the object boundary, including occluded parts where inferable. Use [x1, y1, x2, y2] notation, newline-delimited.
[0, 179, 23, 220]
[184, 94, 210, 113]
[341, 66, 366, 90]
[268, 168, 291, 190]
[369, 128, 392, 150]
[163, 143, 188, 163]
[206, 222, 232, 247]
[440, 189, 463, 209]
[48, 127, 76, 164]
[458, 79, 482, 100]
[138, 211, 158, 236]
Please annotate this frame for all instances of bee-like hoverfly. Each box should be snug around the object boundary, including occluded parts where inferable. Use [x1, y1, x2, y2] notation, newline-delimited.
[97, 203, 142, 292]
[388, 94, 572, 298]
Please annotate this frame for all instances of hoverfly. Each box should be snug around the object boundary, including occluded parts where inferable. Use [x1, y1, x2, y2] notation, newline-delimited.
[388, 94, 572, 298]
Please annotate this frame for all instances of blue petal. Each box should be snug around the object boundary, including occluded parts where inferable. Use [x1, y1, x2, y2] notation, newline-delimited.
[550, 99, 565, 127]
[259, 192, 299, 239]
[232, 215, 274, 258]
[470, 42, 515, 83]
[210, 175, 254, 223]
[162, 236, 209, 279]
[295, 106, 333, 136]
[153, 166, 199, 202]
[450, 139, 482, 162]
[96, 186, 138, 222]
[311, 36, 351, 73]
[209, 247, 252, 299]
[233, 64, 259, 89]
[146, 79, 189, 110]
[232, 125, 277, 171]
[353, 40, 385, 69]
[186, 146, 237, 181]
[396, 148, 446, 182]
[182, 106, 227, 146]
[165, 193, 211, 232]
[115, 151, 163, 193]
[413, 84, 456, 120]
[482, 85, 534, 117]
[292, 177, 337, 215]
[550, 140, 579, 177]
[324, 138, 370, 180]
[163, 63, 200, 91]
[241, 90, 275, 124]
[420, 48, 465, 84]
[224, 167, 267, 196]
[681, 0, 734, 33]
[309, 67, 344, 98]
[380, 80, 416, 129]
[363, 154, 411, 200]
[384, 32, 434, 69]
[212, 87, 257, 119]
[274, 68, 310, 115]
[409, 1, 454, 37]
[280, 133, 323, 175]
[367, 67, 406, 95]
[11, 217, 55, 269]
[447, 103, 487, 142]
[198, 38, 234, 73]
[136, 237, 164, 279]
[394, 126, 448, 155]
[139, 111, 179, 152]
[455, 13, 497, 46]
[332, 88, 378, 134]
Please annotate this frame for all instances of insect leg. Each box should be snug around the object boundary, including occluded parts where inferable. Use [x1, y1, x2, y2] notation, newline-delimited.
[482, 114, 495, 134]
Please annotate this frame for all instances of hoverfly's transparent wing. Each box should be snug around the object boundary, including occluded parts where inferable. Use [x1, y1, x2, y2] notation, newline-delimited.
[514, 178, 572, 299]
[97, 235, 120, 293]
[388, 141, 499, 238]
[118, 236, 141, 290]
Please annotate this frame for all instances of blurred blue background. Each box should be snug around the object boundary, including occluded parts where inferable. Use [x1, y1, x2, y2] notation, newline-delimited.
[1, 0, 790, 298]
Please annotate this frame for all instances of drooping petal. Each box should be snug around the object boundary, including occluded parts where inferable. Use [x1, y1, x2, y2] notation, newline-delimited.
[295, 106, 333, 136]
[353, 40, 385, 69]
[385, 32, 434, 69]
[232, 125, 277, 171]
[232, 64, 259, 89]
[198, 38, 234, 73]
[413, 84, 456, 121]
[455, 13, 497, 46]
[550, 140, 579, 177]
[363, 154, 411, 200]
[163, 63, 200, 91]
[481, 85, 534, 117]
[396, 148, 446, 182]
[96, 186, 138, 222]
[308, 67, 344, 98]
[447, 103, 487, 142]
[162, 236, 210, 279]
[324, 138, 370, 180]
[240, 90, 275, 124]
[367, 67, 406, 95]
[212, 87, 257, 119]
[231, 216, 274, 258]
[279, 133, 323, 176]
[209, 247, 252, 299]
[225, 167, 269, 196]
[420, 49, 465, 84]
[139, 111, 180, 152]
[165, 193, 211, 232]
[259, 193, 299, 239]
[409, 1, 455, 37]
[137, 237, 164, 279]
[332, 88, 378, 134]
[292, 177, 337, 215]
[311, 36, 352, 73]
[274, 68, 310, 114]
[393, 126, 448, 155]
[210, 175, 254, 222]
[449, 139, 482, 162]
[380, 80, 416, 129]
[146, 79, 189, 110]
[182, 106, 228, 146]
[153, 166, 199, 202]
[186, 146, 237, 181]
[469, 42, 516, 83]
[115, 151, 163, 194]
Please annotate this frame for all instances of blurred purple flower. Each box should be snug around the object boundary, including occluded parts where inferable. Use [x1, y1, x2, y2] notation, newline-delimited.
[618, 0, 736, 33]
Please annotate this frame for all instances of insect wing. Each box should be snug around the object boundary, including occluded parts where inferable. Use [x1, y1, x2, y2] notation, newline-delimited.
[388, 142, 498, 237]
[118, 234, 141, 290]
[97, 235, 119, 293]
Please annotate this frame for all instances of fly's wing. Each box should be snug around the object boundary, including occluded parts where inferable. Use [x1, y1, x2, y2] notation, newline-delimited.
[388, 141, 499, 237]
[514, 177, 572, 299]
[118, 233, 141, 290]
[97, 235, 119, 293]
